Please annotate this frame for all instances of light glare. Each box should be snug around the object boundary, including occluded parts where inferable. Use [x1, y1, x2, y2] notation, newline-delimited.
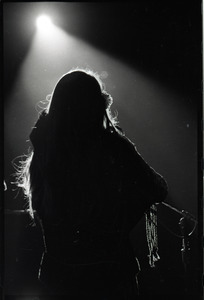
[36, 15, 53, 31]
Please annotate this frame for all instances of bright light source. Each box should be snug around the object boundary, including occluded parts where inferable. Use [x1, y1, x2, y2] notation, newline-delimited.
[36, 15, 53, 32]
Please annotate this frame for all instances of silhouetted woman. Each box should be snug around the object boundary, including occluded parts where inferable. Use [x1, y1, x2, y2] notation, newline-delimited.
[16, 69, 168, 299]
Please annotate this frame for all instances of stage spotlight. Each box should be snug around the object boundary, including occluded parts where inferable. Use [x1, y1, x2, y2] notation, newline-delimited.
[36, 15, 53, 32]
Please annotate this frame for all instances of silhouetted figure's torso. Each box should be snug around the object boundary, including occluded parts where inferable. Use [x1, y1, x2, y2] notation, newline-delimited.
[31, 128, 167, 299]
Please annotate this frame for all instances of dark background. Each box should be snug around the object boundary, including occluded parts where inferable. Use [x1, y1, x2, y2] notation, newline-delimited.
[3, 1, 203, 299]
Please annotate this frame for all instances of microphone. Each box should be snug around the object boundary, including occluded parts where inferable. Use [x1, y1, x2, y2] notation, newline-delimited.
[181, 210, 197, 223]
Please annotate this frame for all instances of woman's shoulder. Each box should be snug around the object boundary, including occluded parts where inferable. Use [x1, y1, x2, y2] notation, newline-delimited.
[104, 128, 137, 153]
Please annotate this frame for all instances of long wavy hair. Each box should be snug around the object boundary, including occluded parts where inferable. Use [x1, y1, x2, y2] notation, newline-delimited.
[14, 68, 122, 220]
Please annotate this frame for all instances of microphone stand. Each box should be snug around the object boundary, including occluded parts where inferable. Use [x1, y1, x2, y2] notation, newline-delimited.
[159, 202, 197, 267]
[179, 217, 191, 273]
[160, 202, 197, 223]
[159, 202, 198, 295]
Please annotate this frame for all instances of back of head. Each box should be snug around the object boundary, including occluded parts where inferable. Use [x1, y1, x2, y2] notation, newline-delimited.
[48, 70, 108, 131]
